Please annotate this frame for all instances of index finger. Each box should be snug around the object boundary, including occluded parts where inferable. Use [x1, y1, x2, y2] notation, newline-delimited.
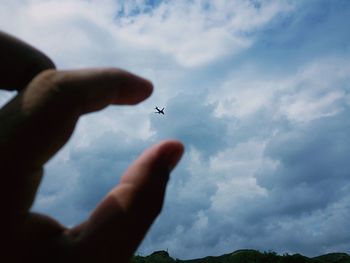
[0, 68, 153, 215]
[0, 31, 55, 90]
[1, 68, 153, 168]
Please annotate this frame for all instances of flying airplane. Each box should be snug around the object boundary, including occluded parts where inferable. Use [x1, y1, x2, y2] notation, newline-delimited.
[155, 106, 165, 115]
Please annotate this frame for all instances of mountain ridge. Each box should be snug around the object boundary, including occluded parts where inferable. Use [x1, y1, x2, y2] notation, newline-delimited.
[132, 249, 350, 263]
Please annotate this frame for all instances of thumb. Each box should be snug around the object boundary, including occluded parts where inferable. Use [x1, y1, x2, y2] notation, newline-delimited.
[69, 140, 184, 262]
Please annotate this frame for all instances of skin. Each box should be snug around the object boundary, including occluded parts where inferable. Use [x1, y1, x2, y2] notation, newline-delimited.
[0, 31, 184, 262]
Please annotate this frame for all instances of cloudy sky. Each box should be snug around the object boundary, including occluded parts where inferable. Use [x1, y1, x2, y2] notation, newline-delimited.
[1, 0, 350, 259]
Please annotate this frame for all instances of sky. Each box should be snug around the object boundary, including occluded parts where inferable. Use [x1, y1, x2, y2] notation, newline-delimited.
[1, 0, 350, 259]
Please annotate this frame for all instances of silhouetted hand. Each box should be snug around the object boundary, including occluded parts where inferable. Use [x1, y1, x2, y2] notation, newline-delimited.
[0, 31, 184, 262]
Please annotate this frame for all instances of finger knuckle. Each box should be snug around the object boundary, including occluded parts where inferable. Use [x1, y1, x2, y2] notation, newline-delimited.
[28, 69, 62, 95]
[40, 70, 67, 94]
[30, 70, 80, 106]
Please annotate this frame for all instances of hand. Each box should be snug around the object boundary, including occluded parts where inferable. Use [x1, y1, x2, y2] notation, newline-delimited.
[0, 31, 184, 262]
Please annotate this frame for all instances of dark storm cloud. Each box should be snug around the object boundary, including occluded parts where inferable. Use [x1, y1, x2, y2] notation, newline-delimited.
[262, 108, 350, 193]
[232, 108, 350, 255]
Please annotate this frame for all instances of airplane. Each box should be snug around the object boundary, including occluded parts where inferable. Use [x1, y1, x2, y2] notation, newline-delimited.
[155, 106, 165, 115]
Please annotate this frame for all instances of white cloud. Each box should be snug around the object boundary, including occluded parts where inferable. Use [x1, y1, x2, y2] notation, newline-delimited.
[116, 0, 293, 67]
[210, 57, 350, 123]
[0, 0, 293, 68]
[210, 74, 276, 118]
[209, 140, 274, 178]
[208, 140, 272, 212]
[279, 58, 350, 122]
[175, 147, 216, 204]
[72, 106, 154, 148]
[210, 177, 268, 213]
[280, 90, 344, 122]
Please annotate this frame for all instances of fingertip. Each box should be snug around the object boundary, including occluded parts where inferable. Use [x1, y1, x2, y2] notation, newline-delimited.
[152, 140, 185, 172]
[139, 77, 153, 101]
[120, 140, 184, 186]
[112, 70, 153, 105]
[143, 78, 154, 95]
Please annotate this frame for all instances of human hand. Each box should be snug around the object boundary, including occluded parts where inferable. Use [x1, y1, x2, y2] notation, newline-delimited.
[0, 31, 184, 262]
